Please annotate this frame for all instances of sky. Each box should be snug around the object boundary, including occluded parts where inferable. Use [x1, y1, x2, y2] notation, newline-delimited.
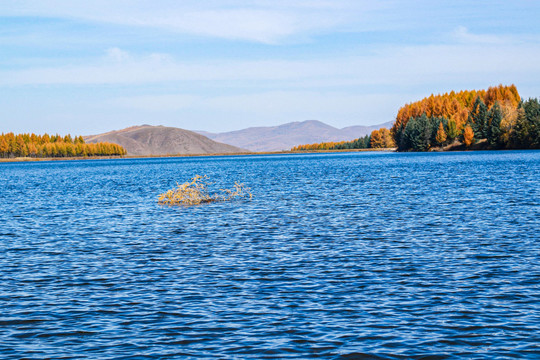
[1, 0, 540, 135]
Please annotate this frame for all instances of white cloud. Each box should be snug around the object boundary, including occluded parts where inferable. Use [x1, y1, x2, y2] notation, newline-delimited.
[0, 0, 386, 43]
[1, 1, 539, 135]
[452, 26, 508, 45]
[2, 1, 539, 46]
[1, 42, 539, 88]
[105, 47, 131, 62]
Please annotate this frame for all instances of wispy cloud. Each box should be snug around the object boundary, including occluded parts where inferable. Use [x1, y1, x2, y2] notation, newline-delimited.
[452, 26, 508, 45]
[1, 1, 539, 134]
[5, 1, 538, 44]
[2, 42, 538, 87]
[1, 0, 387, 43]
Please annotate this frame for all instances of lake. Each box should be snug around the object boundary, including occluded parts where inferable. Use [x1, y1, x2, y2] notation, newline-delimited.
[0, 151, 539, 359]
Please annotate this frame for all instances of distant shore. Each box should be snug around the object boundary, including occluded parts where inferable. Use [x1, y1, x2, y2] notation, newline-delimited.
[0, 148, 397, 163]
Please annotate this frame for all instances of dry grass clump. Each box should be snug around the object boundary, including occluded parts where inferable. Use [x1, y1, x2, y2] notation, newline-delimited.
[158, 175, 252, 206]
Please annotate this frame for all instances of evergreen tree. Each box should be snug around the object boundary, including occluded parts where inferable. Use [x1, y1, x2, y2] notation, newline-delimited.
[404, 114, 431, 151]
[522, 98, 540, 148]
[487, 101, 502, 148]
[447, 118, 459, 141]
[471, 96, 488, 139]
[393, 121, 406, 151]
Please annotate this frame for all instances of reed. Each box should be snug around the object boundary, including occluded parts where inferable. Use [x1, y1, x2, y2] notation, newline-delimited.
[158, 175, 252, 206]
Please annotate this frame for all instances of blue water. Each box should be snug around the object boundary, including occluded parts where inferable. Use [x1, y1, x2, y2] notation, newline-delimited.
[0, 151, 539, 359]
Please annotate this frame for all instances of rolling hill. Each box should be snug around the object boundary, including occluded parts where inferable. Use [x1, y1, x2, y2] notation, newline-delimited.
[197, 120, 394, 152]
[84, 125, 247, 156]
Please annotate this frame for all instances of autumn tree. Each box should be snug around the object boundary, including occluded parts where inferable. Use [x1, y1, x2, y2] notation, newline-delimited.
[435, 121, 447, 146]
[291, 134, 371, 151]
[380, 128, 396, 148]
[16, 136, 28, 157]
[27, 143, 38, 157]
[499, 103, 519, 145]
[391, 85, 520, 149]
[0, 137, 9, 157]
[463, 125, 474, 147]
[370, 130, 384, 148]
[0, 132, 126, 158]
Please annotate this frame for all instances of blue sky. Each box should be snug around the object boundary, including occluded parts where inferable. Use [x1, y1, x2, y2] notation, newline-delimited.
[1, 0, 539, 135]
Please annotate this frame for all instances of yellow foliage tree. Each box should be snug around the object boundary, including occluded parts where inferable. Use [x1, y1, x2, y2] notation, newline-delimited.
[0, 137, 9, 157]
[0, 132, 127, 158]
[435, 122, 447, 145]
[370, 130, 384, 148]
[463, 125, 474, 147]
[380, 128, 396, 148]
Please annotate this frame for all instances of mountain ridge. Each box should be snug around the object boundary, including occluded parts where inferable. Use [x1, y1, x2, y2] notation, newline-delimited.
[84, 120, 394, 155]
[196, 120, 394, 152]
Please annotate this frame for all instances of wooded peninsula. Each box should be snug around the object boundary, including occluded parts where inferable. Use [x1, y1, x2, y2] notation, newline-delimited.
[293, 84, 540, 152]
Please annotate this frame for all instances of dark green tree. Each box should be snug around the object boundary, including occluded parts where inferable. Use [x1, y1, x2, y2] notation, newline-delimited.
[522, 98, 540, 148]
[487, 101, 502, 148]
[394, 121, 406, 151]
[404, 114, 432, 151]
[470, 96, 488, 139]
[447, 118, 459, 141]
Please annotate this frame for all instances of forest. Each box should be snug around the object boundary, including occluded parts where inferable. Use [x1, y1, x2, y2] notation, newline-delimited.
[291, 128, 395, 151]
[0, 133, 127, 158]
[391, 84, 540, 151]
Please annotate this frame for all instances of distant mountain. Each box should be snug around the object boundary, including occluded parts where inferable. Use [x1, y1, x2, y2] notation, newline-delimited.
[197, 120, 394, 152]
[84, 125, 247, 156]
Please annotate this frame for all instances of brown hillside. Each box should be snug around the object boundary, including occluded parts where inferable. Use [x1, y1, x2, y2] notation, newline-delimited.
[84, 125, 248, 156]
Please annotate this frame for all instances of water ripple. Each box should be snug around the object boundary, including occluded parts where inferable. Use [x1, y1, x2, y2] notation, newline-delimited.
[0, 151, 539, 359]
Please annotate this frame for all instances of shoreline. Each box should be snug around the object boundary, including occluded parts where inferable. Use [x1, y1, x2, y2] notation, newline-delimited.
[2, 147, 537, 163]
[0, 148, 396, 163]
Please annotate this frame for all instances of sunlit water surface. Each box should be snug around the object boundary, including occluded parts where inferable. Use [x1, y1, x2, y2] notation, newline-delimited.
[0, 151, 539, 359]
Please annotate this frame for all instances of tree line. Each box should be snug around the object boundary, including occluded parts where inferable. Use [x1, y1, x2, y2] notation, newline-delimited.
[391, 84, 540, 151]
[291, 128, 396, 151]
[0, 132, 127, 158]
